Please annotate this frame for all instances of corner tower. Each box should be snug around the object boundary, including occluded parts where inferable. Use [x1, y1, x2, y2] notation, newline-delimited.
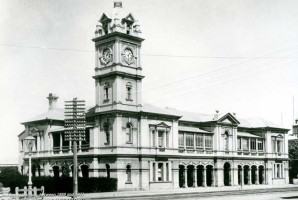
[92, 1, 144, 113]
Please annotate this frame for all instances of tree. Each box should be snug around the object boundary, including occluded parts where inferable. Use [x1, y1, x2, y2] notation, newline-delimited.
[289, 139, 298, 181]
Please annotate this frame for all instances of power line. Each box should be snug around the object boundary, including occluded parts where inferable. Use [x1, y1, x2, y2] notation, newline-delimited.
[1, 43, 298, 58]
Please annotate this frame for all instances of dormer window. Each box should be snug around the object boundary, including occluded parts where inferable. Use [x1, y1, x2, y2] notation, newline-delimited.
[104, 82, 110, 101]
[126, 82, 132, 101]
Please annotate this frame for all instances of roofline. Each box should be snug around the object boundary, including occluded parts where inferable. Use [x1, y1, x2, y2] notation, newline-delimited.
[21, 118, 64, 125]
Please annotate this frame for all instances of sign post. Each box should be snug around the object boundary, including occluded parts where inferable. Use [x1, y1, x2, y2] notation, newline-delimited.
[65, 98, 86, 199]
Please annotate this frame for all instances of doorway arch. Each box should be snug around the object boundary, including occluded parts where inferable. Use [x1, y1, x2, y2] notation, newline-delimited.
[223, 162, 231, 186]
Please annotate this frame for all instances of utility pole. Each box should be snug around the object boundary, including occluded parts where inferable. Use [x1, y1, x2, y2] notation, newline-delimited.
[65, 98, 86, 199]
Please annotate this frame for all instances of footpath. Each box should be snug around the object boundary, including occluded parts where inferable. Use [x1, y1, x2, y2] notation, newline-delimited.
[84, 184, 298, 199]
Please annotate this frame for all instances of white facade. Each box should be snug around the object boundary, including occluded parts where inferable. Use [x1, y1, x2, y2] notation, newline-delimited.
[18, 2, 290, 191]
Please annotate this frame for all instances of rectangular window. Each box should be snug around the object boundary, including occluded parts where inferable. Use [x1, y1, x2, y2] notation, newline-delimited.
[196, 134, 203, 148]
[277, 164, 280, 178]
[257, 140, 264, 151]
[178, 133, 184, 147]
[205, 135, 212, 148]
[237, 137, 241, 150]
[250, 139, 256, 150]
[158, 163, 163, 181]
[185, 133, 194, 148]
[158, 131, 164, 147]
[242, 138, 248, 150]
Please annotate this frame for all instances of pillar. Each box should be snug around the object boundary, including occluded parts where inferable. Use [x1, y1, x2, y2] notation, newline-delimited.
[169, 162, 172, 182]
[248, 166, 251, 185]
[202, 166, 206, 187]
[155, 130, 158, 147]
[211, 168, 214, 187]
[255, 167, 259, 185]
[184, 167, 188, 188]
[163, 163, 167, 181]
[150, 161, 153, 182]
[193, 167, 197, 187]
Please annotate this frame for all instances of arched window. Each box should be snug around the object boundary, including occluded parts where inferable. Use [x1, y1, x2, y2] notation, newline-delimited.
[126, 82, 132, 101]
[126, 23, 132, 34]
[53, 166, 59, 178]
[104, 122, 110, 144]
[103, 23, 108, 34]
[126, 123, 133, 143]
[104, 82, 110, 101]
[61, 165, 69, 177]
[126, 165, 131, 183]
[106, 164, 110, 178]
[81, 165, 89, 178]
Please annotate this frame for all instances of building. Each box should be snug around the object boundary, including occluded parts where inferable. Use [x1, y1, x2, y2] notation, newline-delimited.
[18, 1, 290, 191]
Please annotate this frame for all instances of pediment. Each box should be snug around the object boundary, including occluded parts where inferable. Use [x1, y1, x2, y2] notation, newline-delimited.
[149, 122, 171, 129]
[218, 113, 240, 125]
[123, 13, 135, 23]
[156, 122, 171, 128]
[99, 13, 111, 23]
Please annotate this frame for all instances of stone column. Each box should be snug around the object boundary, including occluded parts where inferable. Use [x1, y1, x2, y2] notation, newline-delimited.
[163, 163, 167, 181]
[150, 161, 154, 182]
[248, 166, 252, 185]
[202, 166, 206, 187]
[262, 168, 265, 185]
[193, 167, 197, 187]
[169, 162, 172, 182]
[255, 167, 259, 185]
[184, 167, 188, 188]
[155, 130, 158, 147]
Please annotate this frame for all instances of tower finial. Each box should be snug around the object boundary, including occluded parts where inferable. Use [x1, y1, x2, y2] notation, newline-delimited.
[114, 0, 122, 8]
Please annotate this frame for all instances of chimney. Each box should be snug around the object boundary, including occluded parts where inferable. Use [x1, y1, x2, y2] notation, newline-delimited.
[213, 110, 220, 120]
[47, 93, 59, 110]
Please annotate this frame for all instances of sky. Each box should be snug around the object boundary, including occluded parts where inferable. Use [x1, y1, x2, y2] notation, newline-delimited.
[1, 0, 298, 164]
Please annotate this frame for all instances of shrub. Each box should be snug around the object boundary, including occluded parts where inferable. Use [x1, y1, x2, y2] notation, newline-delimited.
[0, 167, 117, 194]
[32, 176, 117, 193]
[0, 167, 27, 193]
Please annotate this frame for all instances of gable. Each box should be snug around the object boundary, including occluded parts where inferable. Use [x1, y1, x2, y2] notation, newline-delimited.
[217, 113, 240, 125]
[123, 13, 135, 23]
[99, 13, 111, 23]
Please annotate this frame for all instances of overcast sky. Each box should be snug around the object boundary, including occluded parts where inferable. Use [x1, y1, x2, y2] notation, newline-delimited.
[1, 0, 298, 164]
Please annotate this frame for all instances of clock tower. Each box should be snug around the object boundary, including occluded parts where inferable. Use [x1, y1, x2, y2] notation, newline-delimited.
[92, 1, 144, 113]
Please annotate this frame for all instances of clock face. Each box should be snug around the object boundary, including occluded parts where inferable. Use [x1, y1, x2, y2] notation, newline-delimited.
[124, 48, 133, 63]
[102, 48, 111, 64]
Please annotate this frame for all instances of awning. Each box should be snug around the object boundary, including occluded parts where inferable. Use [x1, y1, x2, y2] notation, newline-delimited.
[237, 132, 260, 138]
[178, 126, 211, 134]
